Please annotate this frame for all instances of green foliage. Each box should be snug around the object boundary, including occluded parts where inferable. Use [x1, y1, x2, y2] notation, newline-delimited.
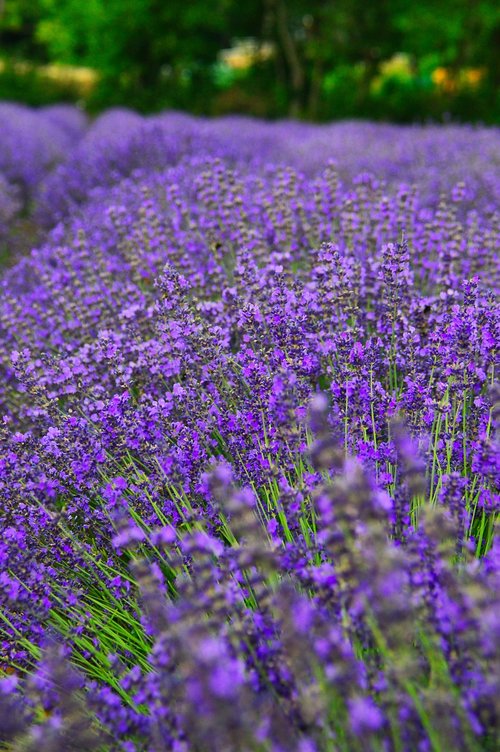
[0, 0, 46, 60]
[0, 60, 78, 106]
[0, 0, 499, 120]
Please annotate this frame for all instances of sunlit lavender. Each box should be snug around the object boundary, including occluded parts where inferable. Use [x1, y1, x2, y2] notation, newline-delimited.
[0, 104, 499, 752]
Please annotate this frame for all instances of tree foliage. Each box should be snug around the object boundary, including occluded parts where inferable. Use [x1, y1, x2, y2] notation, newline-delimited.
[0, 0, 498, 120]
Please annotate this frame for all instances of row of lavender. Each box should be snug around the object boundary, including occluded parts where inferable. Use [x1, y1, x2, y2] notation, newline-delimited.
[2, 102, 500, 244]
[0, 107, 499, 750]
[0, 103, 87, 260]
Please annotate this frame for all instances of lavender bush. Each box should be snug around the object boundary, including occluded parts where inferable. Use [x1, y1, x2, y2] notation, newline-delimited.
[0, 103, 87, 259]
[0, 103, 87, 203]
[0, 109, 499, 752]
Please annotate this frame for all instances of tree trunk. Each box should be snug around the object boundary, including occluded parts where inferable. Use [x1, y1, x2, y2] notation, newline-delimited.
[270, 0, 305, 118]
[308, 57, 323, 120]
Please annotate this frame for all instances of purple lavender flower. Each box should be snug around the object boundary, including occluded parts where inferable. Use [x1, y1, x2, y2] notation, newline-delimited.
[0, 109, 498, 752]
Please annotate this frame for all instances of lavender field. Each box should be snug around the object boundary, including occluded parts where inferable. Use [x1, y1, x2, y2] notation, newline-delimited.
[0, 103, 499, 751]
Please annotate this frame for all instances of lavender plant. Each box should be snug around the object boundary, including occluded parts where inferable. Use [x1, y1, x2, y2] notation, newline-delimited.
[0, 109, 499, 751]
[0, 103, 87, 259]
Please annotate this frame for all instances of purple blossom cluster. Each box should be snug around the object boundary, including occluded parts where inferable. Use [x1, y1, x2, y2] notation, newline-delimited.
[0, 108, 499, 751]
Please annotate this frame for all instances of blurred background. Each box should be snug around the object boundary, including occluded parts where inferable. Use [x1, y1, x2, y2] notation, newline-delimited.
[0, 0, 499, 122]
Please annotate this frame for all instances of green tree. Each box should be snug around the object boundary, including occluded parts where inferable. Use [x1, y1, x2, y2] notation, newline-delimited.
[0, 0, 498, 120]
[34, 0, 253, 111]
[0, 0, 46, 60]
